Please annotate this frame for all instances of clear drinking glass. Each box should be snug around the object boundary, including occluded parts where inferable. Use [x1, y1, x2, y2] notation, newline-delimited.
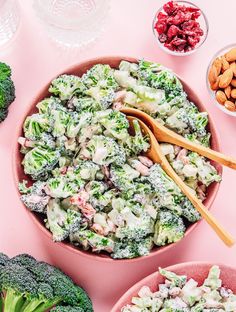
[33, 0, 110, 49]
[0, 0, 20, 46]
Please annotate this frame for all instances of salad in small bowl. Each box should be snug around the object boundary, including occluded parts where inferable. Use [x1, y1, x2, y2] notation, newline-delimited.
[111, 262, 236, 311]
[13, 57, 222, 261]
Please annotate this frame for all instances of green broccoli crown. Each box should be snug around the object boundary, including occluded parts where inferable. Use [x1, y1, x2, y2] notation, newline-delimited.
[0, 62, 12, 80]
[0, 74, 15, 122]
[0, 254, 94, 311]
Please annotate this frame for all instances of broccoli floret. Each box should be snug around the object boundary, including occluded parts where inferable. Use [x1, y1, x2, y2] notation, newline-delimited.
[46, 176, 80, 198]
[154, 210, 185, 246]
[86, 87, 115, 110]
[85, 180, 108, 206]
[0, 253, 9, 268]
[95, 109, 129, 141]
[116, 213, 154, 241]
[20, 181, 49, 213]
[0, 263, 39, 311]
[70, 230, 114, 254]
[0, 74, 15, 122]
[66, 112, 93, 139]
[49, 74, 85, 101]
[82, 64, 118, 90]
[159, 267, 187, 287]
[81, 135, 126, 166]
[46, 199, 81, 242]
[110, 164, 140, 191]
[124, 119, 150, 155]
[23, 113, 51, 140]
[50, 109, 71, 138]
[22, 146, 60, 180]
[112, 237, 153, 259]
[73, 96, 102, 113]
[73, 161, 100, 181]
[203, 265, 222, 290]
[36, 97, 62, 114]
[181, 198, 201, 222]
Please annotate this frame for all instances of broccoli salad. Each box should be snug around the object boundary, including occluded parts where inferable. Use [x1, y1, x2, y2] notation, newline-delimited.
[122, 266, 236, 312]
[18, 60, 221, 259]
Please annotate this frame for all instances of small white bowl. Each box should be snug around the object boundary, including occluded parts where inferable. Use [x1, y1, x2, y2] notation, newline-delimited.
[207, 44, 236, 117]
[152, 0, 209, 56]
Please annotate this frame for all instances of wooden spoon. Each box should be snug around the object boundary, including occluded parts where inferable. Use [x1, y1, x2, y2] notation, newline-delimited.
[122, 107, 236, 170]
[127, 115, 235, 247]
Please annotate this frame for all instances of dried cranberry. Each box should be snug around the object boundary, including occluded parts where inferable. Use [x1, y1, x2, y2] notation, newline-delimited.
[187, 36, 199, 47]
[183, 30, 196, 36]
[170, 37, 187, 46]
[164, 42, 175, 50]
[159, 33, 167, 43]
[167, 11, 186, 25]
[192, 11, 201, 19]
[177, 43, 186, 51]
[181, 20, 197, 30]
[155, 21, 167, 34]
[163, 1, 179, 15]
[157, 11, 168, 21]
[167, 25, 181, 38]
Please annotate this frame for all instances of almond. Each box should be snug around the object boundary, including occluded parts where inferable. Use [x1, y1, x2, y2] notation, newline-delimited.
[219, 68, 233, 88]
[210, 75, 220, 90]
[231, 89, 236, 99]
[224, 100, 236, 111]
[225, 48, 236, 62]
[230, 62, 236, 77]
[221, 56, 230, 71]
[208, 64, 218, 85]
[213, 58, 222, 75]
[216, 90, 227, 105]
[224, 85, 231, 98]
[231, 78, 236, 87]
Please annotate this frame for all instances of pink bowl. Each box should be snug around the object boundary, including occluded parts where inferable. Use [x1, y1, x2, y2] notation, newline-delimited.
[12, 56, 222, 262]
[111, 262, 236, 311]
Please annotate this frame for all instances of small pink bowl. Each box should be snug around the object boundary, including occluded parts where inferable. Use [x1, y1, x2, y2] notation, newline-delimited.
[111, 262, 236, 311]
[12, 56, 222, 262]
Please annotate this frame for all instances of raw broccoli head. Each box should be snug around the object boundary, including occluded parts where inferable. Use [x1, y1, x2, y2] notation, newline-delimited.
[49, 74, 85, 101]
[81, 135, 126, 166]
[46, 199, 81, 242]
[95, 109, 129, 141]
[154, 210, 185, 246]
[0, 77, 15, 122]
[22, 146, 60, 180]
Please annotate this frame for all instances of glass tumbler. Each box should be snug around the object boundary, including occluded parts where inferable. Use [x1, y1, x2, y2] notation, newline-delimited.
[0, 0, 20, 46]
[33, 0, 110, 49]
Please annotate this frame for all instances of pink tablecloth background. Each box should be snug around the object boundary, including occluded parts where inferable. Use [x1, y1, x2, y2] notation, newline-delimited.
[1, 1, 236, 311]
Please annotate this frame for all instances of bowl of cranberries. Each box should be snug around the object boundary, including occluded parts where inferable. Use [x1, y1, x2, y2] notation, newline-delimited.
[153, 0, 208, 56]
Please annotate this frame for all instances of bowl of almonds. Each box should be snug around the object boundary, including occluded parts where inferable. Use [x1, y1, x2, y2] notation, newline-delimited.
[207, 45, 236, 115]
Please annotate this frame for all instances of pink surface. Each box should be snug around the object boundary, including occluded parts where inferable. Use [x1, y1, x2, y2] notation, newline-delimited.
[0, 1, 236, 311]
